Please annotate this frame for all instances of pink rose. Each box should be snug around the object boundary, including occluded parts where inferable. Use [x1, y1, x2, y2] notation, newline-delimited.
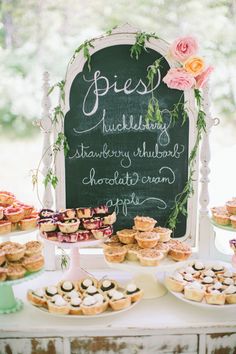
[163, 68, 196, 90]
[195, 66, 214, 89]
[170, 37, 198, 62]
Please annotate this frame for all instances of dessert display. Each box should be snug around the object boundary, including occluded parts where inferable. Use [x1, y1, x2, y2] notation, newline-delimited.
[104, 216, 191, 266]
[211, 198, 236, 227]
[0, 240, 44, 281]
[165, 261, 236, 306]
[38, 206, 116, 243]
[27, 276, 143, 316]
[0, 191, 38, 234]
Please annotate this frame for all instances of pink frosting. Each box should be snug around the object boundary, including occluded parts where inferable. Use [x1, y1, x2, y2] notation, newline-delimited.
[163, 68, 196, 90]
[170, 36, 198, 62]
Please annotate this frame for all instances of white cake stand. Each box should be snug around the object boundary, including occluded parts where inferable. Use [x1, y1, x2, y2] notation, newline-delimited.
[105, 257, 189, 299]
[40, 235, 101, 280]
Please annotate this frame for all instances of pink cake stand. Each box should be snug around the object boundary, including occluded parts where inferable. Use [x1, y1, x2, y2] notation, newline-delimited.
[39, 236, 101, 280]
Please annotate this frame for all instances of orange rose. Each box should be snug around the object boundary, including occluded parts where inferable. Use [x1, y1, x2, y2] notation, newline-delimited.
[183, 56, 205, 77]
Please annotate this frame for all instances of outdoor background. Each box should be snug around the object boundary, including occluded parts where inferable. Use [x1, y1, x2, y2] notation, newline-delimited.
[0, 0, 236, 213]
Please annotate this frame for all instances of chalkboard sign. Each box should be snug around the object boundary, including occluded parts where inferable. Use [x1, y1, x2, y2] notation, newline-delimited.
[62, 39, 192, 238]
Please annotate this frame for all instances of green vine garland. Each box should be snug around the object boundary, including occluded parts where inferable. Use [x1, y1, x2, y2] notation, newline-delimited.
[34, 27, 207, 232]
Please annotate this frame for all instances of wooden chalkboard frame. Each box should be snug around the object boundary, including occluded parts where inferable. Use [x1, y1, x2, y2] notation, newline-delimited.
[53, 24, 199, 245]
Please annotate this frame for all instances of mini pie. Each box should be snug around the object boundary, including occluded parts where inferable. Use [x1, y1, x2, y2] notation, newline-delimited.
[22, 254, 44, 272]
[191, 261, 205, 273]
[38, 218, 57, 232]
[93, 205, 109, 214]
[200, 276, 215, 288]
[27, 288, 47, 307]
[63, 289, 81, 301]
[152, 227, 172, 242]
[39, 209, 55, 219]
[0, 206, 3, 220]
[137, 249, 163, 266]
[0, 250, 6, 266]
[82, 218, 103, 230]
[123, 244, 141, 262]
[47, 295, 70, 315]
[104, 247, 127, 263]
[0, 267, 8, 282]
[135, 232, 159, 249]
[205, 289, 226, 305]
[184, 281, 205, 302]
[168, 240, 192, 261]
[154, 242, 170, 257]
[57, 232, 78, 243]
[69, 297, 83, 315]
[134, 216, 157, 232]
[224, 285, 236, 304]
[109, 290, 131, 311]
[81, 294, 108, 315]
[11, 222, 18, 232]
[45, 285, 59, 299]
[117, 229, 137, 244]
[57, 219, 80, 233]
[103, 212, 117, 225]
[226, 200, 236, 215]
[91, 225, 113, 240]
[126, 283, 144, 302]
[25, 241, 43, 256]
[4, 206, 24, 223]
[83, 285, 100, 296]
[98, 279, 118, 292]
[230, 216, 236, 228]
[19, 216, 38, 231]
[218, 270, 235, 282]
[210, 263, 226, 275]
[213, 213, 231, 226]
[76, 207, 94, 219]
[0, 191, 15, 205]
[3, 243, 26, 262]
[7, 264, 26, 280]
[0, 220, 12, 235]
[165, 272, 186, 292]
[79, 277, 98, 292]
[57, 280, 77, 295]
[180, 266, 200, 278]
[59, 208, 77, 220]
[14, 202, 34, 218]
[103, 239, 124, 250]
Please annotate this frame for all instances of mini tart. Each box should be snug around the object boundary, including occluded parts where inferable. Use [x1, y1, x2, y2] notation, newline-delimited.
[154, 242, 170, 257]
[27, 288, 47, 307]
[39, 208, 55, 219]
[200, 269, 216, 279]
[179, 266, 200, 278]
[109, 291, 131, 311]
[103, 212, 117, 225]
[210, 263, 226, 275]
[137, 249, 163, 266]
[191, 261, 205, 273]
[98, 279, 118, 292]
[47, 295, 70, 315]
[168, 240, 192, 262]
[124, 244, 141, 262]
[165, 273, 186, 292]
[104, 247, 127, 263]
[184, 282, 205, 302]
[76, 207, 93, 219]
[0, 250, 6, 266]
[93, 205, 109, 214]
[91, 225, 113, 240]
[3, 243, 26, 262]
[81, 294, 108, 315]
[0, 191, 15, 205]
[7, 264, 26, 280]
[117, 229, 137, 244]
[69, 297, 83, 315]
[42, 231, 58, 241]
[5, 206, 24, 223]
[218, 270, 235, 282]
[224, 285, 236, 304]
[0, 220, 12, 234]
[25, 241, 43, 256]
[134, 216, 157, 232]
[84, 285, 100, 297]
[126, 283, 143, 302]
[200, 276, 215, 289]
[77, 230, 91, 241]
[82, 218, 103, 230]
[63, 289, 82, 301]
[0, 267, 8, 282]
[211, 206, 227, 215]
[205, 289, 226, 305]
[57, 218, 80, 233]
[79, 277, 98, 292]
[14, 203, 34, 217]
[45, 286, 59, 299]
[0, 206, 3, 220]
[226, 200, 236, 215]
[22, 254, 44, 272]
[213, 213, 231, 226]
[230, 215, 236, 228]
[135, 232, 159, 249]
[19, 216, 38, 231]
[57, 232, 78, 243]
[58, 280, 77, 295]
[11, 222, 18, 232]
[38, 218, 57, 232]
[103, 241, 124, 250]
[152, 227, 172, 242]
[59, 208, 76, 220]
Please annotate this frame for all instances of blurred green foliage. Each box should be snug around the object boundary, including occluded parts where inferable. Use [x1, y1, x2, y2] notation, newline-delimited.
[0, 0, 236, 137]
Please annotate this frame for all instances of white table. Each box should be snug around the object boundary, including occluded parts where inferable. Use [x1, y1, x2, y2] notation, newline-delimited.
[0, 268, 236, 354]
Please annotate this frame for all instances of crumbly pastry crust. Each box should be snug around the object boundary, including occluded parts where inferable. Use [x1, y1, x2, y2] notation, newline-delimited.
[117, 229, 137, 244]
[104, 247, 127, 263]
[22, 254, 44, 272]
[0, 191, 15, 205]
[0, 220, 11, 235]
[168, 240, 192, 261]
[57, 219, 80, 233]
[19, 216, 38, 231]
[135, 232, 159, 249]
[213, 213, 231, 226]
[47, 300, 70, 315]
[124, 244, 141, 262]
[205, 291, 226, 305]
[25, 241, 43, 256]
[154, 242, 170, 256]
[5, 207, 25, 223]
[126, 288, 144, 302]
[226, 200, 236, 215]
[76, 207, 94, 219]
[152, 227, 172, 242]
[7, 264, 26, 280]
[81, 298, 108, 315]
[3, 243, 26, 262]
[137, 249, 163, 266]
[38, 218, 57, 232]
[133, 216, 157, 231]
[27, 290, 47, 307]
